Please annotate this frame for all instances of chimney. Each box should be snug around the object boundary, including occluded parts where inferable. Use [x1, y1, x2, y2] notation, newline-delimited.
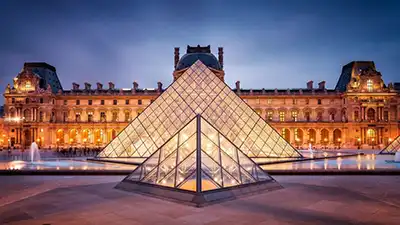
[307, 80, 313, 89]
[157, 82, 163, 93]
[96, 82, 103, 90]
[72, 82, 80, 90]
[174, 47, 180, 69]
[108, 82, 115, 90]
[218, 47, 224, 69]
[235, 81, 240, 90]
[84, 82, 91, 90]
[133, 81, 139, 90]
[318, 81, 326, 90]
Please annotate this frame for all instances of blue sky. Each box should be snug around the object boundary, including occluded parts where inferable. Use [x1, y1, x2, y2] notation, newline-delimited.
[0, 0, 399, 104]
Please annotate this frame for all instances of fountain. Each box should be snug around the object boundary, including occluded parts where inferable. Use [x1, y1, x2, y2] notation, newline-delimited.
[395, 152, 400, 162]
[30, 141, 41, 163]
[308, 143, 314, 158]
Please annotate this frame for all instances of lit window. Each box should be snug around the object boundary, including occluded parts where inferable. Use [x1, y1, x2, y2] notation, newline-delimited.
[279, 111, 285, 122]
[267, 111, 273, 121]
[291, 111, 298, 121]
[25, 81, 31, 89]
[367, 79, 373, 92]
[88, 112, 93, 122]
[292, 99, 297, 105]
[267, 99, 272, 104]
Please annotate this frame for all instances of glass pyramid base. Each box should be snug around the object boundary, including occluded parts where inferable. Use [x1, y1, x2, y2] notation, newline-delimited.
[115, 178, 281, 207]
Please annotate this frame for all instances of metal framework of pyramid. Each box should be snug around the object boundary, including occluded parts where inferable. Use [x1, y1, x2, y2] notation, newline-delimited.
[97, 60, 302, 159]
[380, 135, 400, 154]
[116, 115, 282, 207]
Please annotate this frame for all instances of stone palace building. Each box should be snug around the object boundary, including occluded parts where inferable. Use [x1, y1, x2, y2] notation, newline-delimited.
[1, 45, 399, 149]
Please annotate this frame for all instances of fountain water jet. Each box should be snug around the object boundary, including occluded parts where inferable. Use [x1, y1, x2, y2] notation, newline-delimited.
[30, 141, 41, 163]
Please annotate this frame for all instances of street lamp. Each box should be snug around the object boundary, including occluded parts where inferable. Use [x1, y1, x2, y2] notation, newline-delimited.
[337, 138, 341, 149]
[357, 138, 361, 149]
[324, 138, 328, 150]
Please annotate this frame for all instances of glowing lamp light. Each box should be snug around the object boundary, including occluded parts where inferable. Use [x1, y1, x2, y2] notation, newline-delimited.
[338, 138, 341, 142]
[357, 138, 361, 142]
[389, 138, 392, 142]
[56, 138, 60, 142]
[324, 138, 328, 142]
[310, 138, 314, 142]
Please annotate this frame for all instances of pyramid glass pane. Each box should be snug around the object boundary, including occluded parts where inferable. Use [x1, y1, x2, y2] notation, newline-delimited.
[380, 135, 400, 154]
[99, 60, 301, 159]
[123, 115, 276, 198]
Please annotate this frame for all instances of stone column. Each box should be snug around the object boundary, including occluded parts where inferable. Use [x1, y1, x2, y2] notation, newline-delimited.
[360, 128, 364, 144]
[315, 129, 321, 144]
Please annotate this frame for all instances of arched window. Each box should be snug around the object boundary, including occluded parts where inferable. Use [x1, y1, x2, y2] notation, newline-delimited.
[291, 111, 298, 121]
[112, 112, 118, 122]
[87, 112, 93, 122]
[23, 109, 31, 121]
[367, 108, 375, 121]
[367, 79, 373, 92]
[25, 81, 31, 89]
[124, 111, 130, 122]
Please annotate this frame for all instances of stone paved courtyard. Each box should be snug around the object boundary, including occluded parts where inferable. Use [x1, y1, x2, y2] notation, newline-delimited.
[1, 175, 399, 225]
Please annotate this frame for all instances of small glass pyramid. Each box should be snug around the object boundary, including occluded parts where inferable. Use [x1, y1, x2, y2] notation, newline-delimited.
[380, 135, 400, 154]
[116, 115, 281, 207]
[98, 60, 302, 159]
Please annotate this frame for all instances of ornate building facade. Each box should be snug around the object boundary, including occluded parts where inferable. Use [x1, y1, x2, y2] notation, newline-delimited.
[1, 45, 399, 149]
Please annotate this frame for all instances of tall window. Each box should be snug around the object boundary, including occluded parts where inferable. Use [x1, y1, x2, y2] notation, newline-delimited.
[88, 100, 92, 105]
[64, 100, 67, 105]
[75, 113, 81, 122]
[39, 111, 44, 122]
[383, 111, 389, 121]
[279, 111, 285, 122]
[40, 98, 44, 103]
[112, 112, 118, 122]
[25, 81, 31, 89]
[305, 111, 310, 122]
[367, 108, 375, 121]
[354, 111, 359, 121]
[76, 100, 80, 105]
[125, 111, 130, 122]
[87, 112, 93, 122]
[267, 111, 273, 121]
[267, 99, 272, 104]
[291, 111, 298, 121]
[367, 79, 373, 92]
[292, 99, 297, 105]
[138, 99, 142, 105]
[100, 112, 106, 122]
[101, 100, 105, 105]
[305, 99, 309, 105]
[113, 100, 117, 105]
[125, 99, 129, 105]
[12, 98, 15, 103]
[317, 99, 322, 105]
[63, 112, 68, 122]
[317, 112, 323, 121]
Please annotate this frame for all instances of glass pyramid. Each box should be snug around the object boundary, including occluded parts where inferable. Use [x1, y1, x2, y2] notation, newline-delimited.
[380, 135, 400, 154]
[123, 115, 273, 192]
[116, 115, 281, 206]
[98, 60, 302, 159]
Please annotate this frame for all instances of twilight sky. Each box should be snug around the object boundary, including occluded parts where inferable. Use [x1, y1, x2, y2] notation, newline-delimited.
[0, 0, 399, 104]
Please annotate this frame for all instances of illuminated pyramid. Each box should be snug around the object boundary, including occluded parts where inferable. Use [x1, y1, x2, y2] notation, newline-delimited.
[380, 135, 400, 154]
[116, 115, 281, 207]
[97, 60, 302, 159]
